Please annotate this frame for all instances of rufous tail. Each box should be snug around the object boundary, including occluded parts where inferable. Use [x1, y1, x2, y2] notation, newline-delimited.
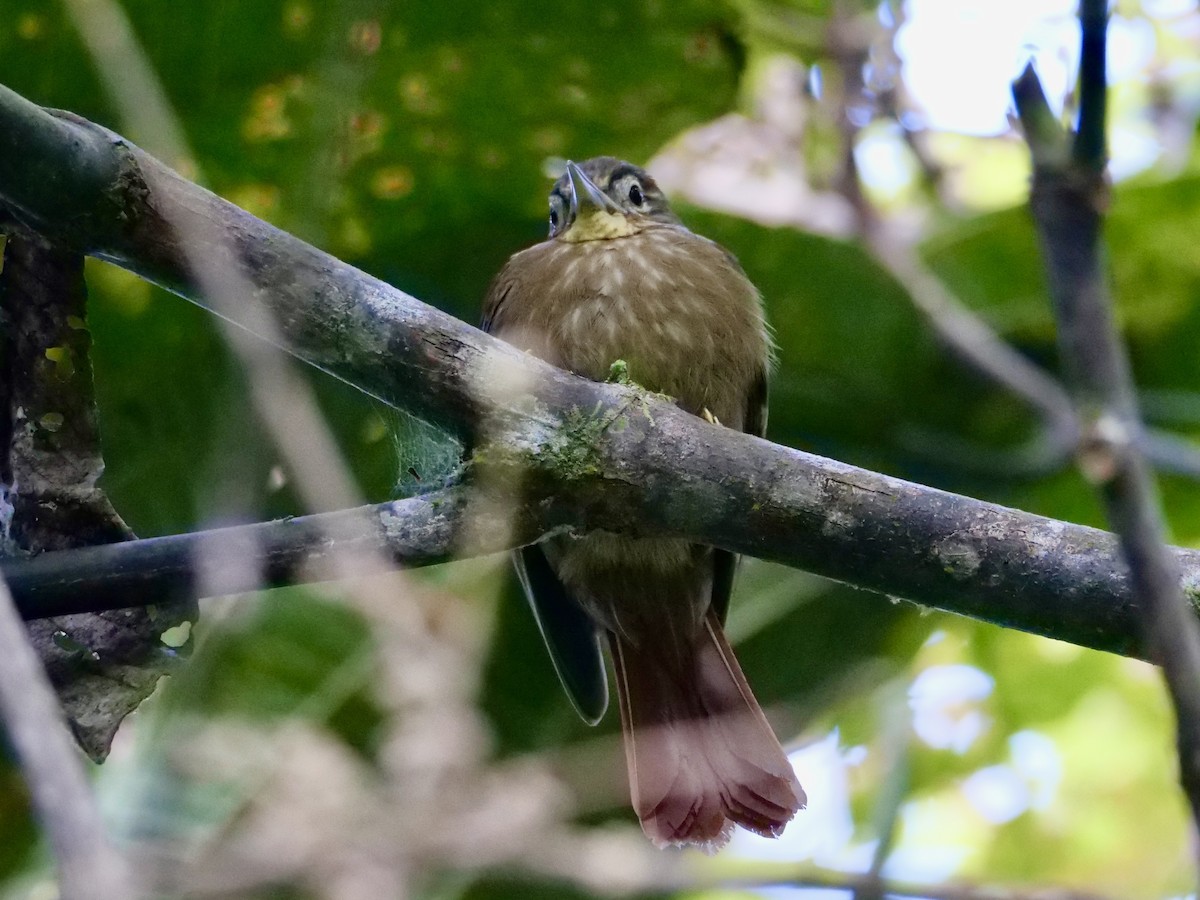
[610, 608, 806, 850]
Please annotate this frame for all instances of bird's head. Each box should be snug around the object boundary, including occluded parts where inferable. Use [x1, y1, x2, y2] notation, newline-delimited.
[548, 156, 680, 242]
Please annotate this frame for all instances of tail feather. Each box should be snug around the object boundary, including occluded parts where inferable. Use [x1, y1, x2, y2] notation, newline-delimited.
[611, 609, 806, 849]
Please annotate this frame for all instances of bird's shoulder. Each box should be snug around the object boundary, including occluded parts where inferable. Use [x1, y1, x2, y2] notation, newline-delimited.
[481, 239, 562, 334]
[637, 224, 753, 276]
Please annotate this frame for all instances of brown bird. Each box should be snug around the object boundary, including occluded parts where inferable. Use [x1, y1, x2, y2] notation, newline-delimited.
[482, 157, 805, 849]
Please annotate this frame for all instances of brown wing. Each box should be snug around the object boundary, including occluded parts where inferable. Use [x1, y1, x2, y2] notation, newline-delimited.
[481, 274, 513, 335]
[711, 366, 769, 624]
[744, 366, 769, 441]
[482, 254, 610, 723]
[480, 245, 566, 370]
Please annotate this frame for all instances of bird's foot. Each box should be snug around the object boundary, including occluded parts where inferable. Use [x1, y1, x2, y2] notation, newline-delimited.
[701, 407, 721, 426]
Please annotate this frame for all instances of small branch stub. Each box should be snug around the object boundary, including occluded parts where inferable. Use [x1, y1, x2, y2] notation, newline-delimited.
[1015, 1, 1200, 870]
[1076, 412, 1131, 485]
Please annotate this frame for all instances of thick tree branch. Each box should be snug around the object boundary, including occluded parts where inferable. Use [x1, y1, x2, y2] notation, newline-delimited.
[4, 486, 547, 616]
[1014, 2, 1200, 864]
[3, 82, 1200, 665]
[8, 439, 1200, 663]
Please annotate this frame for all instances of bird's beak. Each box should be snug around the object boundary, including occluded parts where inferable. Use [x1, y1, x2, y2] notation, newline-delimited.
[561, 161, 633, 241]
[567, 161, 620, 219]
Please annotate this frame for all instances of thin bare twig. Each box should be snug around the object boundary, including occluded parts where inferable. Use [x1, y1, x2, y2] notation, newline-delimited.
[854, 680, 911, 900]
[867, 0, 952, 207]
[731, 872, 1107, 900]
[1142, 429, 1200, 480]
[527, 843, 1114, 900]
[828, 3, 878, 236]
[57, 3, 476, 687]
[62, 0, 370, 523]
[868, 234, 1081, 459]
[746, 872, 1106, 900]
[873, 234, 1200, 479]
[1013, 0, 1200, 870]
[823, 9, 1081, 474]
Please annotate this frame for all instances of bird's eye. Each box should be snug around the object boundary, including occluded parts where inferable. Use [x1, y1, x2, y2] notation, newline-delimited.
[628, 183, 644, 206]
[548, 196, 564, 236]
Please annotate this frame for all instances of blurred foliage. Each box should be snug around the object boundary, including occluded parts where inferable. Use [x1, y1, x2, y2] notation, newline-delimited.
[1, 0, 1200, 898]
[0, 763, 35, 882]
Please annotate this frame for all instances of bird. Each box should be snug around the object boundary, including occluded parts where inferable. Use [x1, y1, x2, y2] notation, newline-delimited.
[481, 156, 805, 849]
